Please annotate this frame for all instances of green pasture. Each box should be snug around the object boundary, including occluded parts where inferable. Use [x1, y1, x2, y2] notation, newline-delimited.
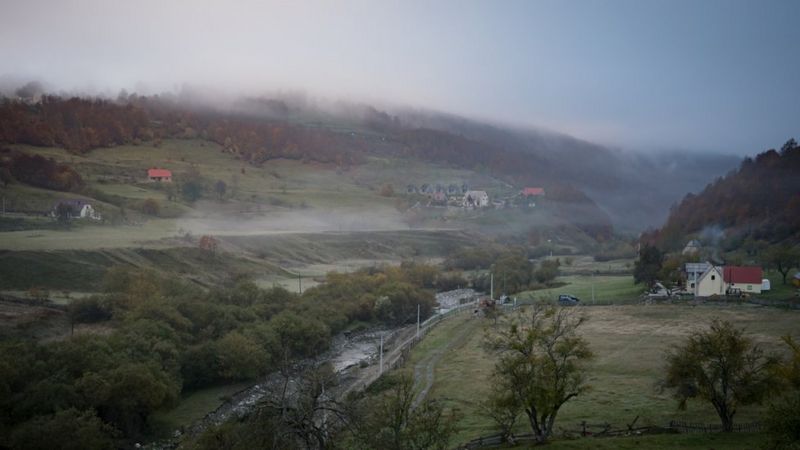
[403, 303, 798, 447]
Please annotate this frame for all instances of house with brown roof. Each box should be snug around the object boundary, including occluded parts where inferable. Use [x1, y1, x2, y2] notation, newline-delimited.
[148, 168, 172, 182]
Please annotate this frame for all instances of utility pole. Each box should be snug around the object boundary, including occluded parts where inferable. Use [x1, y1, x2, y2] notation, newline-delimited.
[416, 304, 420, 339]
[490, 273, 494, 300]
[298, 273, 302, 294]
[379, 334, 384, 375]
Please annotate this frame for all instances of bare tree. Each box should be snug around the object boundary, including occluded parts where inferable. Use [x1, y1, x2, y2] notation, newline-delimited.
[484, 303, 593, 444]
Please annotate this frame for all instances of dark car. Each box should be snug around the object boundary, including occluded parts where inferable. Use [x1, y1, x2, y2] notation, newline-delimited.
[558, 294, 580, 306]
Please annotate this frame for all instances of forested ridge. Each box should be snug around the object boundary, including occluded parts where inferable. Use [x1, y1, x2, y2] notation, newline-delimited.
[644, 139, 800, 249]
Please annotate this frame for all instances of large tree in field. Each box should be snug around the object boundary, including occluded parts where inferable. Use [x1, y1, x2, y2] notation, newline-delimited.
[633, 244, 664, 288]
[484, 303, 593, 444]
[663, 320, 778, 432]
[763, 245, 800, 285]
[766, 336, 800, 448]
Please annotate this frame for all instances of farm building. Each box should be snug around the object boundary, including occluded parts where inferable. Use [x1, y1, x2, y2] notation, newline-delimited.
[723, 266, 763, 294]
[521, 187, 545, 197]
[148, 168, 172, 182]
[463, 190, 489, 208]
[682, 239, 702, 255]
[691, 263, 763, 297]
[52, 199, 101, 220]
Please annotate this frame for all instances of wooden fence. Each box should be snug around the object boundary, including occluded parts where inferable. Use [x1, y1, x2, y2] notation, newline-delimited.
[458, 419, 764, 449]
[667, 420, 764, 433]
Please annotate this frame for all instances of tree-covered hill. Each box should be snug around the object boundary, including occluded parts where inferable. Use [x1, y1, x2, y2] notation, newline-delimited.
[643, 139, 800, 250]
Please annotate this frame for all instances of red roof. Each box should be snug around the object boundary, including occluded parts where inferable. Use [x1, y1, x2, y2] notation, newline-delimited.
[522, 187, 545, 196]
[723, 266, 762, 284]
[148, 168, 172, 178]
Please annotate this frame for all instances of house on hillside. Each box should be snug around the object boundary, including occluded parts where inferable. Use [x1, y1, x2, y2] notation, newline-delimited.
[682, 239, 702, 255]
[52, 199, 101, 220]
[521, 187, 545, 197]
[723, 266, 763, 295]
[521, 187, 545, 207]
[406, 184, 418, 194]
[463, 190, 490, 208]
[148, 168, 172, 182]
[430, 191, 447, 204]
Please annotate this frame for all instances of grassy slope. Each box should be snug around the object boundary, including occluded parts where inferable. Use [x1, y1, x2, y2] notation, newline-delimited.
[403, 300, 798, 447]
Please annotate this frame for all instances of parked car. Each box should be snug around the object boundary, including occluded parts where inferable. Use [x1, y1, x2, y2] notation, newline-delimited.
[558, 294, 580, 306]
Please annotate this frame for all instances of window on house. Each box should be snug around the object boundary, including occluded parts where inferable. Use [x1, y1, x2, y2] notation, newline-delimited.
[747, 285, 752, 290]
[690, 282, 695, 288]
[711, 275, 715, 281]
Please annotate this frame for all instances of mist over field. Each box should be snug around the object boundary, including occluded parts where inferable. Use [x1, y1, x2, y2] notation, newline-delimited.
[178, 207, 411, 236]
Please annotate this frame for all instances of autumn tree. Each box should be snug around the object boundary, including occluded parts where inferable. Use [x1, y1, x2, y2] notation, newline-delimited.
[140, 198, 160, 216]
[491, 249, 533, 294]
[662, 320, 778, 432]
[484, 303, 593, 444]
[763, 245, 800, 285]
[198, 235, 219, 253]
[379, 183, 394, 197]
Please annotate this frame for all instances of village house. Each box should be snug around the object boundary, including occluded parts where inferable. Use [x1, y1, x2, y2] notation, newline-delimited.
[463, 190, 490, 208]
[694, 265, 725, 297]
[690, 262, 763, 297]
[520, 187, 545, 207]
[148, 168, 172, 182]
[52, 199, 101, 220]
[723, 266, 763, 295]
[521, 187, 545, 197]
[682, 239, 702, 255]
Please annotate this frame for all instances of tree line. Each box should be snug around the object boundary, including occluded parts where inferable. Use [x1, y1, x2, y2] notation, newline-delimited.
[0, 262, 447, 449]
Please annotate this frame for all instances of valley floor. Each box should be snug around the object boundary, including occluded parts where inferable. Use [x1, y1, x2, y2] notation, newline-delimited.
[399, 302, 797, 448]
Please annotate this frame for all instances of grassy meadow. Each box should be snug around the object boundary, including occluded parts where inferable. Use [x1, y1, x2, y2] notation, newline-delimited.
[402, 302, 798, 447]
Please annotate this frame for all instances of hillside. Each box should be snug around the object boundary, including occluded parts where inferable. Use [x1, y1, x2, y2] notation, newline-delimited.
[644, 139, 800, 250]
[0, 93, 743, 233]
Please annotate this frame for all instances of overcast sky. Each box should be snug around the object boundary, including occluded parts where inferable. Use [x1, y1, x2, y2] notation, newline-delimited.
[1, 0, 798, 154]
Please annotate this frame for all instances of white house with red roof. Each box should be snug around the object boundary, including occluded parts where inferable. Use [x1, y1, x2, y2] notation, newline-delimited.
[148, 168, 172, 182]
[693, 264, 763, 297]
[723, 266, 763, 294]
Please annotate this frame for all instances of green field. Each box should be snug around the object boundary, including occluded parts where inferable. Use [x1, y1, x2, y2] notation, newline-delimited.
[520, 274, 644, 305]
[402, 303, 798, 447]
